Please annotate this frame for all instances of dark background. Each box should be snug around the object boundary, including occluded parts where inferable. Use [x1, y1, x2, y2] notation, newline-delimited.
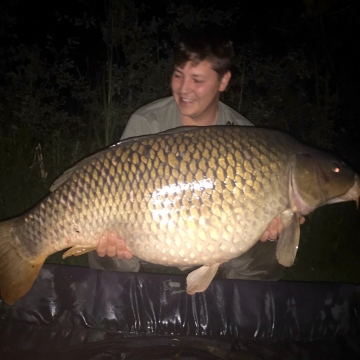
[0, 0, 359, 282]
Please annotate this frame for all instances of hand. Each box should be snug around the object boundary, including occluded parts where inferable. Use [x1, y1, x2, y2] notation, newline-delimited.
[259, 215, 305, 242]
[96, 231, 133, 259]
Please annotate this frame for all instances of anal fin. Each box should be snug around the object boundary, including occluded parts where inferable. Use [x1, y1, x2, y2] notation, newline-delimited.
[186, 263, 221, 295]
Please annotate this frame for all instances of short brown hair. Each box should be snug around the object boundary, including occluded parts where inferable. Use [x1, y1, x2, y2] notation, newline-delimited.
[173, 26, 235, 78]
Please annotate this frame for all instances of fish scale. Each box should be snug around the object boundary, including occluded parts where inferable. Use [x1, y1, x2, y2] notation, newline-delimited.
[63, 128, 278, 262]
[0, 126, 358, 304]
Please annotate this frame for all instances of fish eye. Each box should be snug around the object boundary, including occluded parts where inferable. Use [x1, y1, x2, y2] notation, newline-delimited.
[332, 162, 341, 173]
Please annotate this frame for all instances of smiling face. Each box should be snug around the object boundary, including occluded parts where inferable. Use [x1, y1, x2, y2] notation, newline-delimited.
[171, 60, 231, 126]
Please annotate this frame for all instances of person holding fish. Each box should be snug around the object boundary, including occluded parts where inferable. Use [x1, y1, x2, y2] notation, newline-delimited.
[2, 25, 358, 305]
[89, 26, 302, 279]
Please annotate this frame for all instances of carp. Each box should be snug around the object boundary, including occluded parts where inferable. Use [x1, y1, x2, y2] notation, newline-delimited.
[0, 126, 359, 305]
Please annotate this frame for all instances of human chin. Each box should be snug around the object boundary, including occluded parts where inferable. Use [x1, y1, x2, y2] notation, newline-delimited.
[177, 102, 199, 119]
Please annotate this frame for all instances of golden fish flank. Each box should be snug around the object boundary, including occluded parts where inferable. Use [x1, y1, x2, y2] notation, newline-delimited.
[0, 126, 359, 305]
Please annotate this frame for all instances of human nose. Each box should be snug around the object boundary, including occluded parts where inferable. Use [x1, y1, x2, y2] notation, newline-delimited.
[178, 76, 192, 94]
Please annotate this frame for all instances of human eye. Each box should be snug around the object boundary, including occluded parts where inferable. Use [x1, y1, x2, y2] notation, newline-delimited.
[173, 71, 182, 79]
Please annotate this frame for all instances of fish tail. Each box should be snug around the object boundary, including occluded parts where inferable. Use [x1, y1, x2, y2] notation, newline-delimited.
[0, 219, 46, 305]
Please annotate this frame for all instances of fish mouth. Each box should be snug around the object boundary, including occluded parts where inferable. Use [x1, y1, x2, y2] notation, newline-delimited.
[347, 174, 360, 208]
[327, 174, 360, 208]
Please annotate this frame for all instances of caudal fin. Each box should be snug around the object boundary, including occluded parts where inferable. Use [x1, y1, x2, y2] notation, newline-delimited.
[0, 220, 46, 305]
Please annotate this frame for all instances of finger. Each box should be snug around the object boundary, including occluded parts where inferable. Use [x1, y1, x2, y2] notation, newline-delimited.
[267, 217, 279, 240]
[299, 217, 305, 225]
[116, 238, 125, 259]
[96, 235, 108, 257]
[116, 250, 124, 259]
[108, 231, 118, 242]
[260, 230, 270, 242]
[116, 236, 125, 250]
[116, 237, 134, 259]
[124, 250, 133, 260]
[105, 235, 117, 257]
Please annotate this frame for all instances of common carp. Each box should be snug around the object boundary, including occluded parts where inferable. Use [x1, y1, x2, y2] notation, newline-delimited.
[0, 126, 359, 305]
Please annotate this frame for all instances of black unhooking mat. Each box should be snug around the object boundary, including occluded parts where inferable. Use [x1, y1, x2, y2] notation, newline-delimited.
[0, 264, 359, 359]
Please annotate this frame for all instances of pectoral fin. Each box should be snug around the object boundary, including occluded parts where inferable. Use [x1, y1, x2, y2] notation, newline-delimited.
[186, 263, 221, 295]
[276, 210, 300, 267]
[62, 245, 97, 258]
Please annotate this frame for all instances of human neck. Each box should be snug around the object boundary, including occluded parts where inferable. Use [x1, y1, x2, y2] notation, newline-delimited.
[180, 106, 219, 126]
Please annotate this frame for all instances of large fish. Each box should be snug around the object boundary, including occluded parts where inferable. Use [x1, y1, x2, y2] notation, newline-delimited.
[0, 126, 359, 304]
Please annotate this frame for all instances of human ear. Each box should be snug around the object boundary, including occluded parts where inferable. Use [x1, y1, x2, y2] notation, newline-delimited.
[219, 71, 231, 92]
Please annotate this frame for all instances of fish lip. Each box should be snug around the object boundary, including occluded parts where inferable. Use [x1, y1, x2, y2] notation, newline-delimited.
[347, 174, 360, 202]
[356, 174, 360, 209]
[326, 174, 360, 208]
